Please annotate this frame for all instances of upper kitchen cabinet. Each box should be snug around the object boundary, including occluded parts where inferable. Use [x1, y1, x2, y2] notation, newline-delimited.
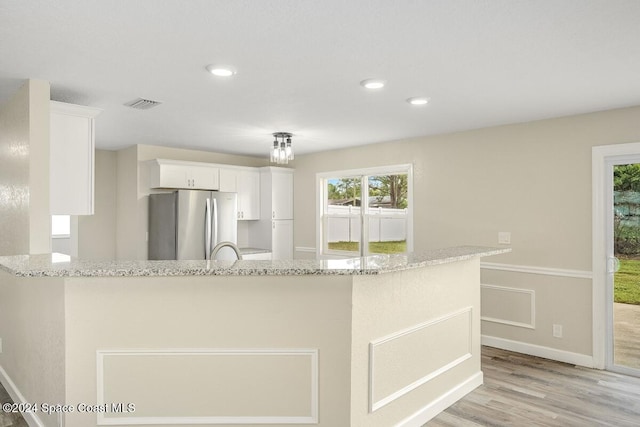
[50, 101, 102, 215]
[219, 167, 260, 220]
[149, 159, 219, 190]
[260, 167, 294, 220]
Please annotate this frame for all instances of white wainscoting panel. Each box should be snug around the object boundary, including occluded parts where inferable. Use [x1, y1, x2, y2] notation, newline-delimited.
[481, 284, 536, 329]
[369, 307, 473, 412]
[96, 349, 318, 425]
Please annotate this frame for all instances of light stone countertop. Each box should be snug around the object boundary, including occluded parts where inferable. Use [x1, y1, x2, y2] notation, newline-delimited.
[0, 246, 511, 278]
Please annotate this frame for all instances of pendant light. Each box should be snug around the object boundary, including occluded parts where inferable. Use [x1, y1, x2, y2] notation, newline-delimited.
[270, 132, 294, 164]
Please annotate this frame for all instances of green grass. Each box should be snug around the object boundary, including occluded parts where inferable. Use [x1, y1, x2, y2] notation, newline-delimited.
[327, 240, 407, 254]
[615, 257, 640, 305]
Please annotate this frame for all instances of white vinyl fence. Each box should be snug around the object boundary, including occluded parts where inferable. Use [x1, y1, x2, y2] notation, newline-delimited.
[325, 206, 407, 243]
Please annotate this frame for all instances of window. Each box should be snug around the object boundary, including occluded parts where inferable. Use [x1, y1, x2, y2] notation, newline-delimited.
[318, 165, 412, 257]
[51, 215, 71, 237]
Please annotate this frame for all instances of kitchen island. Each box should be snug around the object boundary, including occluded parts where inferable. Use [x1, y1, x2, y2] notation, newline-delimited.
[0, 246, 509, 427]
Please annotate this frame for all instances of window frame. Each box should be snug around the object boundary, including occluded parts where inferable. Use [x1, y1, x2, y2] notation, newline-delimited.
[316, 164, 413, 259]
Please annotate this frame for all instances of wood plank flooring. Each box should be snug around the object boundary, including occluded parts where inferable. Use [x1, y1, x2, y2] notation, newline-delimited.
[428, 346, 640, 426]
[0, 382, 27, 427]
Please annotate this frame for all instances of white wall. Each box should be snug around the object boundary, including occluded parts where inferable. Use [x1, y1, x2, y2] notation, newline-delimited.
[292, 105, 640, 361]
[0, 79, 51, 256]
[27, 80, 51, 254]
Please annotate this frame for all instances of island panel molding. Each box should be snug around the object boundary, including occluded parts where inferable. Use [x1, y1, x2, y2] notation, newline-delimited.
[96, 349, 318, 425]
[0, 246, 509, 427]
[480, 284, 536, 329]
[369, 307, 473, 412]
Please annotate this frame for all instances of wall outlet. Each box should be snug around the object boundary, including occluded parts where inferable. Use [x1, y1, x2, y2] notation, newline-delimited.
[498, 231, 511, 244]
[553, 324, 563, 338]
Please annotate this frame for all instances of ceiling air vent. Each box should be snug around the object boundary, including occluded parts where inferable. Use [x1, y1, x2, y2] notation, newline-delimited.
[124, 98, 162, 110]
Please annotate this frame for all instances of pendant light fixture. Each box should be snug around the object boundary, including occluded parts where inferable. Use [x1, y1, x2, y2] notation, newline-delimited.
[270, 132, 294, 164]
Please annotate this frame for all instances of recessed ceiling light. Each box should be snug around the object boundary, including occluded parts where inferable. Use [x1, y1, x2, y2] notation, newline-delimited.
[206, 64, 237, 77]
[407, 97, 429, 106]
[360, 78, 386, 89]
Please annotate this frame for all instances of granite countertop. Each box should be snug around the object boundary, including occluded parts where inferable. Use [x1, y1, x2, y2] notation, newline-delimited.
[0, 246, 510, 278]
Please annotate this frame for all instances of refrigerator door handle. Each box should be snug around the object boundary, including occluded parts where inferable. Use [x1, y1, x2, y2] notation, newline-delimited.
[205, 198, 212, 260]
[213, 197, 219, 247]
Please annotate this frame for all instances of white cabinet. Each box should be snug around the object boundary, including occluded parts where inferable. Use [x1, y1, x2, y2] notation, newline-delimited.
[260, 167, 294, 220]
[219, 167, 260, 220]
[249, 167, 294, 259]
[271, 220, 293, 260]
[149, 159, 219, 190]
[50, 101, 102, 215]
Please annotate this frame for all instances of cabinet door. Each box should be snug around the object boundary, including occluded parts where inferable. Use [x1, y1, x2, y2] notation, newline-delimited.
[271, 220, 293, 260]
[190, 165, 219, 190]
[219, 168, 238, 192]
[219, 168, 259, 220]
[151, 162, 220, 190]
[238, 169, 260, 220]
[50, 102, 101, 215]
[271, 172, 293, 220]
[158, 163, 189, 188]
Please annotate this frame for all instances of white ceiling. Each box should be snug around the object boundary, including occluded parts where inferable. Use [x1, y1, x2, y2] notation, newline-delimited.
[2, 0, 640, 157]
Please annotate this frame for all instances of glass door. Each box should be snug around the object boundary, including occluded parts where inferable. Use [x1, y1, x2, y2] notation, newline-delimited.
[320, 166, 412, 258]
[610, 163, 640, 375]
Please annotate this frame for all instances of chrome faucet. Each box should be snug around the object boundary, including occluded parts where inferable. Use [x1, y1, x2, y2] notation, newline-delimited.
[210, 241, 242, 260]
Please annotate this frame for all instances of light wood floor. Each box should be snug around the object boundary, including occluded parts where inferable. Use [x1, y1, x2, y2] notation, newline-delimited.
[0, 382, 27, 427]
[428, 346, 640, 426]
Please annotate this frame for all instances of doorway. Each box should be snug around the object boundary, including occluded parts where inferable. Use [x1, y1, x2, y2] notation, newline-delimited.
[593, 144, 640, 376]
[610, 163, 640, 375]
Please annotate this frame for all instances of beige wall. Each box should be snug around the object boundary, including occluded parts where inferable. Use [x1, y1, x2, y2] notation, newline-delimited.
[78, 150, 117, 259]
[351, 259, 481, 426]
[115, 146, 138, 259]
[0, 271, 65, 427]
[0, 79, 51, 256]
[292, 105, 640, 359]
[63, 274, 352, 427]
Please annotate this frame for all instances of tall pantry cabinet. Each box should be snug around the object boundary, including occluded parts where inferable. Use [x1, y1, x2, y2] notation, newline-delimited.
[252, 167, 294, 260]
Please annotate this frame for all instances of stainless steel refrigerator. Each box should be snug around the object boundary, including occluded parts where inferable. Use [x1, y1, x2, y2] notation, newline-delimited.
[148, 190, 238, 260]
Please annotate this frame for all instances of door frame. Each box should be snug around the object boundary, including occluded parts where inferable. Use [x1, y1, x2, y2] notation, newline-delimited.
[592, 142, 640, 371]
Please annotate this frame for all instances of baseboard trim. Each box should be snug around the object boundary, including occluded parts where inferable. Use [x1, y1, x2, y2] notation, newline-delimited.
[0, 364, 45, 427]
[395, 371, 483, 427]
[481, 335, 594, 368]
